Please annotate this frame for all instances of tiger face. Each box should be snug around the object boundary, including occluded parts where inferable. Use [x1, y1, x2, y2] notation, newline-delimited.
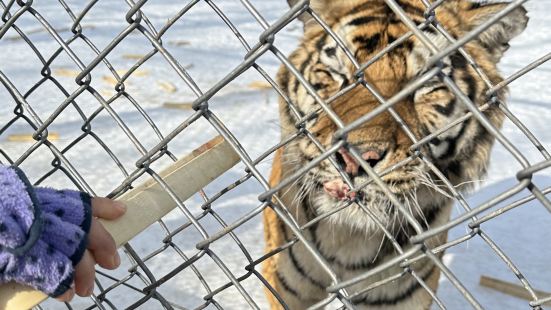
[265, 1, 529, 308]
[276, 0, 528, 232]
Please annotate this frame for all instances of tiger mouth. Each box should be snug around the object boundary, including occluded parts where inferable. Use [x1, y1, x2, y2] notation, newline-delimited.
[322, 177, 417, 200]
[323, 178, 355, 200]
[322, 178, 377, 201]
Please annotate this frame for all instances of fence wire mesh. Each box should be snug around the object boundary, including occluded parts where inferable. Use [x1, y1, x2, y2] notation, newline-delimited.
[1, 0, 550, 309]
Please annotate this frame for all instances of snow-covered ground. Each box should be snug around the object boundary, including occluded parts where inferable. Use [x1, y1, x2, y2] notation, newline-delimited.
[1, 0, 550, 309]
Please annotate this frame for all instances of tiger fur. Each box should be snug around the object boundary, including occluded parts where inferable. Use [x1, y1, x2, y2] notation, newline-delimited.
[262, 0, 528, 309]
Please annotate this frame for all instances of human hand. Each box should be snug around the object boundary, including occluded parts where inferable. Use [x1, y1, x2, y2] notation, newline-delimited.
[56, 198, 126, 302]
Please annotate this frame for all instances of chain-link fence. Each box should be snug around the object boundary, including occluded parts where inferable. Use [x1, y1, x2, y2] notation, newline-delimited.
[1, 0, 551, 309]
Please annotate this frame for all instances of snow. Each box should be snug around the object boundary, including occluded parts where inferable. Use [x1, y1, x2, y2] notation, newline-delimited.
[0, 0, 550, 309]
[437, 176, 551, 309]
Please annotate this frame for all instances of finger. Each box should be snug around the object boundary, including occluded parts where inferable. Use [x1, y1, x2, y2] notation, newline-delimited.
[74, 250, 96, 297]
[55, 287, 75, 302]
[91, 197, 126, 220]
[88, 218, 120, 269]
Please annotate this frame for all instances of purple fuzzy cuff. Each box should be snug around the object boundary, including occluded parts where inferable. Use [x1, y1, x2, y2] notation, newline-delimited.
[0, 165, 92, 297]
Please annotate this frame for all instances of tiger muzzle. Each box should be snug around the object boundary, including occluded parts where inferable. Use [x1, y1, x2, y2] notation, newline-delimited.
[323, 148, 386, 200]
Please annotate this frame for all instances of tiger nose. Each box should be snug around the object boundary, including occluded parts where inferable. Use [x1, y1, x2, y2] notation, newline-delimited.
[336, 148, 385, 176]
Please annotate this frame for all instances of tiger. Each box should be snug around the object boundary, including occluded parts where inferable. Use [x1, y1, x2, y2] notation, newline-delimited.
[262, 0, 528, 309]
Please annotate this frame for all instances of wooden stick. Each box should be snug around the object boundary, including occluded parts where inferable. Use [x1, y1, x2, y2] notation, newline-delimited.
[7, 132, 60, 142]
[480, 275, 551, 305]
[0, 136, 240, 310]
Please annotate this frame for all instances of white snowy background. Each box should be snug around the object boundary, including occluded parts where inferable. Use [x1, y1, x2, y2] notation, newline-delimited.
[0, 0, 550, 309]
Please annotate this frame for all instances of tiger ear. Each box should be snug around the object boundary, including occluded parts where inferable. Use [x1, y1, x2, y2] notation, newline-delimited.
[287, 0, 364, 26]
[461, 2, 528, 61]
[308, 0, 365, 16]
[286, 0, 313, 25]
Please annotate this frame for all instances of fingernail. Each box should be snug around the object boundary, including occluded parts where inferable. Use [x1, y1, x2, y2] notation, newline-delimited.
[113, 252, 121, 267]
[66, 288, 75, 301]
[86, 285, 94, 296]
[114, 201, 126, 212]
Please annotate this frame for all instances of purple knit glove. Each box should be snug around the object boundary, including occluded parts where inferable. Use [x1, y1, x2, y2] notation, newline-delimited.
[0, 165, 92, 297]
